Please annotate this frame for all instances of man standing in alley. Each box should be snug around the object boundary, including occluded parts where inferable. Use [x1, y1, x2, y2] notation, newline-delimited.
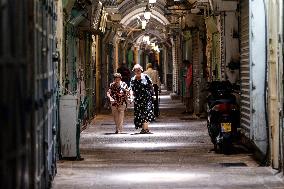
[182, 60, 193, 114]
[117, 62, 131, 87]
[144, 62, 161, 117]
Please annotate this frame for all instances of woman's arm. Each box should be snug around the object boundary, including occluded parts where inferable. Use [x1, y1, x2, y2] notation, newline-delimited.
[106, 89, 115, 102]
[128, 89, 134, 103]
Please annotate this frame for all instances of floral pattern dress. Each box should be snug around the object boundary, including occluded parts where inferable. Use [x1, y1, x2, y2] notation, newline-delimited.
[108, 81, 129, 107]
[130, 73, 155, 129]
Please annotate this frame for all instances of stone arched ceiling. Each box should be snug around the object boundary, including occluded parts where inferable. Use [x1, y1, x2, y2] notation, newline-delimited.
[103, 0, 202, 46]
[115, 0, 169, 47]
[120, 8, 169, 26]
[120, 15, 167, 48]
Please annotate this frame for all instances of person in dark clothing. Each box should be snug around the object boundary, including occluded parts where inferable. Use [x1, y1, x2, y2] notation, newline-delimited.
[129, 64, 155, 134]
[144, 63, 160, 117]
[182, 60, 193, 114]
[117, 62, 131, 86]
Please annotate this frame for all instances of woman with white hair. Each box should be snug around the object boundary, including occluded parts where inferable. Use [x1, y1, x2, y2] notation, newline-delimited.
[129, 64, 155, 134]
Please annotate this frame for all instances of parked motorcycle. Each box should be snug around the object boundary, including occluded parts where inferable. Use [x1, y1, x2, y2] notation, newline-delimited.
[206, 81, 240, 154]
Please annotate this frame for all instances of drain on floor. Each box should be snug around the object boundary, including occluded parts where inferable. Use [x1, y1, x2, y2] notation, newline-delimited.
[143, 149, 177, 152]
[219, 162, 247, 167]
[101, 123, 115, 125]
[180, 117, 196, 120]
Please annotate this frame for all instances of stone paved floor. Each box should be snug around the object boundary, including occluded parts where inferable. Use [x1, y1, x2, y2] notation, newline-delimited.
[52, 94, 284, 189]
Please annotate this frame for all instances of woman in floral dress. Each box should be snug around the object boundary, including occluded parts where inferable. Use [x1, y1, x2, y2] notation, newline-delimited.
[130, 64, 155, 134]
[107, 73, 129, 134]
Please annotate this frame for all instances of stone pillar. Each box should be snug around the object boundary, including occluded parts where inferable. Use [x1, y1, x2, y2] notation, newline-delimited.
[134, 46, 139, 64]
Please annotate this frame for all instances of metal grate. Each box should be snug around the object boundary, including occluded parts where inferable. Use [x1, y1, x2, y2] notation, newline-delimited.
[0, 0, 57, 188]
[219, 162, 247, 167]
[101, 123, 116, 125]
[220, 13, 226, 80]
[172, 36, 178, 93]
[192, 30, 205, 114]
[240, 0, 251, 134]
[0, 1, 30, 188]
[143, 149, 177, 153]
[33, 0, 58, 187]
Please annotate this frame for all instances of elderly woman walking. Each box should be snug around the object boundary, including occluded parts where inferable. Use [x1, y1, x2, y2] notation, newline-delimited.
[130, 64, 155, 134]
[107, 73, 129, 134]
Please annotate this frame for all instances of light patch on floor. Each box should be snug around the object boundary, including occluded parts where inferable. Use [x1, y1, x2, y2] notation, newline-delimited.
[109, 171, 210, 183]
[98, 142, 201, 149]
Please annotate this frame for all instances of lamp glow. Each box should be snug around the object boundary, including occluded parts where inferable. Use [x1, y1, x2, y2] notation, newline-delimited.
[144, 5, 151, 20]
[141, 20, 147, 30]
[143, 35, 150, 43]
[149, 0, 156, 3]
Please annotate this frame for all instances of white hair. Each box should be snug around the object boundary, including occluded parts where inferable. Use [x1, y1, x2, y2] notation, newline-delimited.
[132, 64, 143, 72]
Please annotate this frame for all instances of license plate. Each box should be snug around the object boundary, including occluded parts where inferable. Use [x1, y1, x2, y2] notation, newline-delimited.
[221, 123, 232, 132]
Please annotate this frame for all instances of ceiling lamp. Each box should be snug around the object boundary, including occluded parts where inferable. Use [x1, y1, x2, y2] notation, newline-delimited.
[149, 0, 156, 3]
[141, 20, 147, 30]
[154, 45, 160, 52]
[144, 4, 151, 20]
[143, 35, 150, 44]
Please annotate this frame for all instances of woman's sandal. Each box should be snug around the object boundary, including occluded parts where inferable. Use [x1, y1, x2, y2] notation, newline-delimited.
[140, 129, 147, 134]
[140, 129, 151, 134]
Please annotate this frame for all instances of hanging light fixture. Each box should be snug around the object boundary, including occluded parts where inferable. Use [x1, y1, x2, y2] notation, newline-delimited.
[144, 4, 151, 20]
[141, 20, 147, 30]
[149, 0, 156, 3]
[143, 35, 150, 44]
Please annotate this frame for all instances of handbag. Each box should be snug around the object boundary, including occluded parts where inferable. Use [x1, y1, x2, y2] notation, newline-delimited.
[103, 97, 111, 110]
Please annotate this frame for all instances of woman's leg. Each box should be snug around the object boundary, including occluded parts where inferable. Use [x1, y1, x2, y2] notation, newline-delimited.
[117, 104, 126, 132]
[140, 122, 150, 133]
[111, 106, 119, 132]
[142, 122, 149, 130]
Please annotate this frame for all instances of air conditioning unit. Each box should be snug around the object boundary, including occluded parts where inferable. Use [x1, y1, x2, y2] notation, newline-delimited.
[110, 13, 122, 21]
[215, 1, 238, 11]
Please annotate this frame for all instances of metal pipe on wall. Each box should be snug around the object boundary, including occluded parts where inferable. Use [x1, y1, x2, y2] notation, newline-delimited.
[134, 46, 139, 64]
[267, 0, 280, 169]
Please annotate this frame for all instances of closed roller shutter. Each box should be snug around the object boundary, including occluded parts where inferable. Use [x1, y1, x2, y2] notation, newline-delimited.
[34, 0, 58, 187]
[192, 30, 203, 113]
[172, 36, 178, 93]
[240, 0, 251, 134]
[0, 1, 31, 188]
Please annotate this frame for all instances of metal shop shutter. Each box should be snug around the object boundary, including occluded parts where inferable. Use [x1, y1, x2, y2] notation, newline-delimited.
[34, 0, 58, 187]
[192, 30, 206, 114]
[240, 0, 251, 134]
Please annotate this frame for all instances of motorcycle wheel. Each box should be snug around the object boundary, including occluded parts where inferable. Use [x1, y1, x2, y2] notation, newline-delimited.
[220, 137, 232, 155]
